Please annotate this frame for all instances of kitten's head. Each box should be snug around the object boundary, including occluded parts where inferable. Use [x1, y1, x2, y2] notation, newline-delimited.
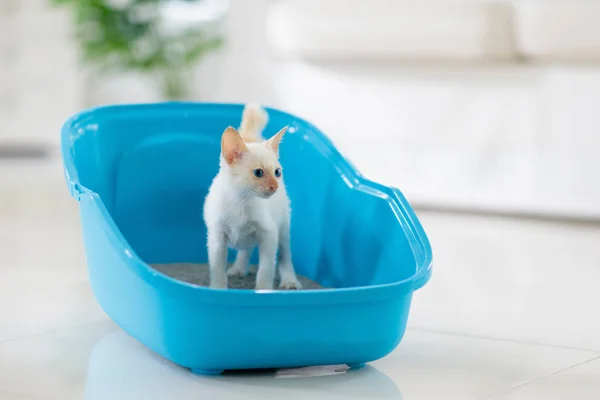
[221, 126, 287, 198]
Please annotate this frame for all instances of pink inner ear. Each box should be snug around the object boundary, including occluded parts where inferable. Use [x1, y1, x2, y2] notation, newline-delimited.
[222, 127, 248, 164]
[225, 144, 248, 164]
[224, 143, 244, 164]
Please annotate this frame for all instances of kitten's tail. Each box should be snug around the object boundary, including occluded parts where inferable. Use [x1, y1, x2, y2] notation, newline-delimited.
[239, 103, 268, 143]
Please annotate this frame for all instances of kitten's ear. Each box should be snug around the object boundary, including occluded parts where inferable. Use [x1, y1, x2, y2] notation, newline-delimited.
[267, 126, 288, 155]
[221, 126, 248, 164]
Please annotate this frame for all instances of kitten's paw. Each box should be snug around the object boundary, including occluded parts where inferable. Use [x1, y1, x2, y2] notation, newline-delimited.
[255, 279, 274, 290]
[209, 279, 227, 289]
[227, 266, 245, 277]
[279, 278, 303, 290]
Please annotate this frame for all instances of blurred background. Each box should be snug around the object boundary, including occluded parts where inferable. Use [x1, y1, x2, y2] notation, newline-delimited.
[3, 0, 600, 221]
[3, 1, 600, 399]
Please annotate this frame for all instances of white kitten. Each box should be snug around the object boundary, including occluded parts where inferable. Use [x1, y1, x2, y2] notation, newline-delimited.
[203, 104, 302, 290]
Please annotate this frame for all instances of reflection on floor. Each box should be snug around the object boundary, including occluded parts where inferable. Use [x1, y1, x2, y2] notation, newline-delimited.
[1, 161, 599, 400]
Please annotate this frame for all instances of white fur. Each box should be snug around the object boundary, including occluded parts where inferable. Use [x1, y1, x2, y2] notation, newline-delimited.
[203, 107, 301, 290]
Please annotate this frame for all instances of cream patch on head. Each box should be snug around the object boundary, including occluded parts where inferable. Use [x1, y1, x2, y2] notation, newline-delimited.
[221, 126, 288, 198]
[235, 143, 281, 197]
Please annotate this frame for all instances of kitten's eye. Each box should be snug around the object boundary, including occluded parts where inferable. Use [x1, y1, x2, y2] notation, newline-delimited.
[253, 169, 264, 178]
[274, 168, 282, 177]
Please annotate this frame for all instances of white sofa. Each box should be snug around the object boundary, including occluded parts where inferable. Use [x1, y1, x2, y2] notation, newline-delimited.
[256, 0, 600, 219]
[266, 0, 516, 61]
[515, 1, 600, 62]
[267, 0, 600, 63]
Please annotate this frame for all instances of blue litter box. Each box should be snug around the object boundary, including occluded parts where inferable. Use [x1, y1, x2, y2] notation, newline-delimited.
[61, 102, 432, 375]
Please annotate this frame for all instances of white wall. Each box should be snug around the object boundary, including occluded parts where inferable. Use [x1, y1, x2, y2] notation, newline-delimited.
[0, 0, 82, 147]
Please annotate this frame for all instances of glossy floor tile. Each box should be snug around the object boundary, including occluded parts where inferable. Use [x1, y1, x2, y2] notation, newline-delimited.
[0, 162, 105, 343]
[494, 356, 600, 400]
[1, 162, 600, 399]
[410, 212, 600, 351]
[0, 391, 48, 400]
[374, 331, 598, 400]
[0, 321, 116, 400]
[0, 321, 597, 400]
[71, 331, 600, 400]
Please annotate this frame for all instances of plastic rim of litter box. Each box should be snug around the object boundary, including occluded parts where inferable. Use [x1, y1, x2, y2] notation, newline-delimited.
[61, 102, 432, 306]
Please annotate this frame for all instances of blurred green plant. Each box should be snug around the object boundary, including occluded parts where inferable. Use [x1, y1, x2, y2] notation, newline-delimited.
[51, 0, 225, 99]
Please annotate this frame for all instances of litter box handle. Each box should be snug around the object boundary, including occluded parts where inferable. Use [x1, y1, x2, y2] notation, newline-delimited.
[391, 188, 432, 291]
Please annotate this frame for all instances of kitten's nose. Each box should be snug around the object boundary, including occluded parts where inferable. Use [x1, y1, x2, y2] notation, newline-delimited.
[268, 180, 278, 192]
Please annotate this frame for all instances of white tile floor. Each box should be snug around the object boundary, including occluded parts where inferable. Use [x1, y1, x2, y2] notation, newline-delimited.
[1, 161, 599, 400]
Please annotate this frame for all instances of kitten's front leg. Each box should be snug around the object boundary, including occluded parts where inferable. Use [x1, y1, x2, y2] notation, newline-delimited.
[228, 249, 250, 277]
[277, 219, 302, 290]
[256, 229, 278, 290]
[208, 231, 228, 289]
